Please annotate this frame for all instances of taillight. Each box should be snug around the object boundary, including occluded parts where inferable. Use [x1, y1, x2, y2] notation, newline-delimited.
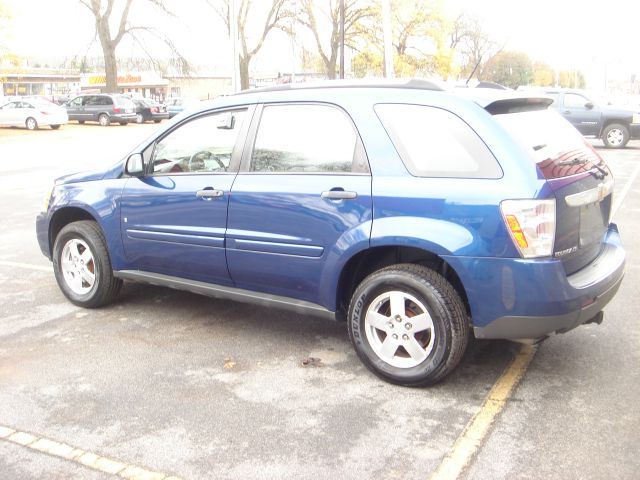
[151, 107, 158, 113]
[500, 199, 556, 258]
[40, 111, 50, 115]
[113, 107, 121, 113]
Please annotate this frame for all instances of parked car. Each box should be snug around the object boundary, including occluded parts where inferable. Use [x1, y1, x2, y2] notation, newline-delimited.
[534, 88, 640, 148]
[36, 80, 625, 386]
[0, 98, 68, 130]
[132, 98, 170, 123]
[166, 97, 198, 118]
[65, 93, 137, 126]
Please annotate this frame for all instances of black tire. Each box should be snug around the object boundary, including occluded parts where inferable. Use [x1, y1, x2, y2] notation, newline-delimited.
[602, 123, 629, 149]
[52, 221, 122, 308]
[348, 264, 469, 386]
[98, 113, 110, 127]
[50, 124, 61, 130]
[25, 117, 38, 130]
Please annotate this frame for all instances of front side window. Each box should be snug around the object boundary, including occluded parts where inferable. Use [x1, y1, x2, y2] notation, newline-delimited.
[68, 97, 83, 107]
[250, 104, 361, 173]
[376, 103, 502, 178]
[151, 109, 246, 175]
[564, 93, 590, 110]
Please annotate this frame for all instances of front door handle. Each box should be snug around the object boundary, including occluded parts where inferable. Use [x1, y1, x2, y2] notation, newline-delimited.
[321, 190, 357, 200]
[196, 189, 224, 199]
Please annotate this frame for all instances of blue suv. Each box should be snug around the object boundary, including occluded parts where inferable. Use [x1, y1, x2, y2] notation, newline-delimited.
[36, 80, 625, 386]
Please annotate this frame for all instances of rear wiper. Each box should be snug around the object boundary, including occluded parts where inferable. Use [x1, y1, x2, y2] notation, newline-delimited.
[557, 157, 587, 166]
[532, 144, 547, 151]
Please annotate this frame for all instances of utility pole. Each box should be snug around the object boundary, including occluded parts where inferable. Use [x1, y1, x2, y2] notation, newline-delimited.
[339, 0, 345, 79]
[382, 0, 393, 78]
[230, 0, 240, 92]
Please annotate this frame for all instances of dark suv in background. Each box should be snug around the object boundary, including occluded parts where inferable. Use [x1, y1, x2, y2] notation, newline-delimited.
[541, 88, 640, 148]
[65, 93, 137, 126]
[37, 81, 625, 386]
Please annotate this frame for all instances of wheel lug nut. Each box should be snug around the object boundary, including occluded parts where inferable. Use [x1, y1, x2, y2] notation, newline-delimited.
[402, 334, 409, 340]
[405, 323, 412, 330]
[392, 334, 398, 340]
[395, 315, 402, 322]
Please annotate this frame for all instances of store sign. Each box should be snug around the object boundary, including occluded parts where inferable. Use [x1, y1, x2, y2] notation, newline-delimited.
[87, 74, 142, 85]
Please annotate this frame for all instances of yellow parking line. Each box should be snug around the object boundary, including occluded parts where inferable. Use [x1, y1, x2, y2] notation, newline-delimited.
[0, 426, 182, 480]
[429, 344, 537, 480]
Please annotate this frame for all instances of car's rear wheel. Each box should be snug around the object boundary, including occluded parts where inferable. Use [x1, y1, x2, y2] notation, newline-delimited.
[348, 264, 469, 386]
[98, 114, 110, 127]
[25, 117, 38, 130]
[602, 123, 629, 148]
[53, 221, 122, 308]
[50, 124, 61, 130]
[135, 113, 144, 124]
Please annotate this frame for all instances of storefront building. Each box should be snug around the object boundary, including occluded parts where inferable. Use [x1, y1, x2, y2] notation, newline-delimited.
[0, 68, 81, 99]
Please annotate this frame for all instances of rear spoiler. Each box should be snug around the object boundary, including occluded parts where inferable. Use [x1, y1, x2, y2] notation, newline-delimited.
[484, 97, 553, 115]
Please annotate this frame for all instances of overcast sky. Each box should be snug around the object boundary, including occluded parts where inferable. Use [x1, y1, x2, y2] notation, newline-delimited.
[3, 0, 639, 88]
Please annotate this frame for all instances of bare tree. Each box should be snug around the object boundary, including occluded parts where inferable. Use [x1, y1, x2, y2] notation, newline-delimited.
[298, 0, 374, 79]
[207, 0, 293, 90]
[78, 0, 189, 92]
[456, 15, 502, 80]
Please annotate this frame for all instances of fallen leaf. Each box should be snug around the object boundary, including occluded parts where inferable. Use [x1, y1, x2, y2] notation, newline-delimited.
[223, 357, 236, 369]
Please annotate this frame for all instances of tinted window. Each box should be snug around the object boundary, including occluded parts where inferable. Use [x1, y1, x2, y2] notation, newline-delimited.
[564, 93, 589, 109]
[493, 109, 602, 179]
[151, 110, 246, 175]
[68, 97, 83, 107]
[250, 104, 359, 173]
[375, 104, 501, 178]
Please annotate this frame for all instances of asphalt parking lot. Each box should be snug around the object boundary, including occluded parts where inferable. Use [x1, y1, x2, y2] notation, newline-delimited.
[1, 123, 639, 479]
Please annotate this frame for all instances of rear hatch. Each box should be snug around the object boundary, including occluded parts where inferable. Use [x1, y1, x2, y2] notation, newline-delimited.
[491, 102, 612, 274]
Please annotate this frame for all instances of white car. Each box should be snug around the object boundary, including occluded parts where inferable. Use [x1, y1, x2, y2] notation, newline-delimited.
[0, 99, 69, 130]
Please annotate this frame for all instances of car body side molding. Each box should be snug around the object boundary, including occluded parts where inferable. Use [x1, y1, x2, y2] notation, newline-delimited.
[114, 270, 337, 320]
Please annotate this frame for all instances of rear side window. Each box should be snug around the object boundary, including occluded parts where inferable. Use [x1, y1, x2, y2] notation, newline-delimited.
[375, 104, 501, 178]
[250, 104, 367, 173]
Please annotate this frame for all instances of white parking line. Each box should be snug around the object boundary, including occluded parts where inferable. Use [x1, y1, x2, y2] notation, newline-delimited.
[0, 425, 182, 480]
[612, 161, 640, 219]
[0, 260, 52, 272]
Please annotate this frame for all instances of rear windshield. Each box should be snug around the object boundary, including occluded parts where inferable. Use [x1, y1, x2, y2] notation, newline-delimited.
[493, 109, 605, 179]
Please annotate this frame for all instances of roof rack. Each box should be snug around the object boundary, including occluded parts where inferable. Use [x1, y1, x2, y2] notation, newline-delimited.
[235, 78, 445, 95]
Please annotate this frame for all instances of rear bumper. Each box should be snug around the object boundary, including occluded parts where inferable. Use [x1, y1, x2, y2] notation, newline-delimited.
[111, 113, 136, 123]
[447, 224, 625, 340]
[630, 123, 640, 139]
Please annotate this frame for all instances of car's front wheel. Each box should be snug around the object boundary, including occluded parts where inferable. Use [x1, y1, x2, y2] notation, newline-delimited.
[348, 264, 469, 386]
[53, 221, 122, 308]
[602, 123, 629, 148]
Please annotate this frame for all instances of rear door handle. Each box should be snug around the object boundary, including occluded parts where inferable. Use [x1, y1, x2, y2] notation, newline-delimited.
[321, 190, 357, 200]
[196, 189, 224, 199]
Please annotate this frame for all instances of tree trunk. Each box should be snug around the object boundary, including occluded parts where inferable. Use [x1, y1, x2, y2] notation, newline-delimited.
[95, 16, 118, 93]
[102, 42, 118, 93]
[239, 55, 250, 91]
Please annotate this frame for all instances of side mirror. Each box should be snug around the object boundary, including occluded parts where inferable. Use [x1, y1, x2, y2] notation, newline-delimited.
[125, 153, 145, 177]
[216, 112, 235, 130]
[585, 102, 594, 110]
